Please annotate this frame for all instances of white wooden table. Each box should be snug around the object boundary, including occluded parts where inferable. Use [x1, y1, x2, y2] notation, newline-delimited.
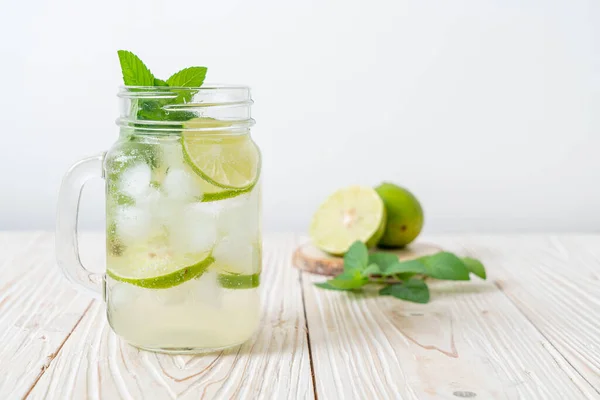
[1, 232, 599, 399]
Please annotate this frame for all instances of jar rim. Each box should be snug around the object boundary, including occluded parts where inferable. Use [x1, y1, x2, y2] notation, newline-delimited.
[117, 84, 254, 132]
[118, 84, 250, 94]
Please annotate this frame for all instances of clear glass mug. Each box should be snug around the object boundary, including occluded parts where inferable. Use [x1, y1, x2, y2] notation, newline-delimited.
[56, 86, 262, 353]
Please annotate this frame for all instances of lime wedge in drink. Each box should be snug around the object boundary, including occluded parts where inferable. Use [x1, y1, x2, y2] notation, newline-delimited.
[210, 239, 261, 289]
[310, 185, 386, 255]
[151, 140, 251, 203]
[181, 118, 260, 190]
[159, 164, 252, 202]
[217, 273, 260, 289]
[196, 178, 253, 202]
[107, 243, 214, 289]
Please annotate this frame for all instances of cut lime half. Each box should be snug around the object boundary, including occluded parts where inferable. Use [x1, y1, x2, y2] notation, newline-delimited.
[310, 186, 386, 255]
[107, 244, 214, 289]
[181, 119, 261, 190]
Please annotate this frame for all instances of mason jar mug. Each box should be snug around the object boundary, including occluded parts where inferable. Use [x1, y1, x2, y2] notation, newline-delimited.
[56, 86, 261, 353]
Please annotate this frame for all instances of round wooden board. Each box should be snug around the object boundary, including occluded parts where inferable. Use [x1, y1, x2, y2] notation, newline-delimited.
[292, 242, 443, 276]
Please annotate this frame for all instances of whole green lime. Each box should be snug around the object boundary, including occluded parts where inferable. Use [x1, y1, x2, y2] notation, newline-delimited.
[375, 182, 424, 248]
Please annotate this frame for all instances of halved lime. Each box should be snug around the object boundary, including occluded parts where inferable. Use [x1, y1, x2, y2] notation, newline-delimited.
[181, 118, 261, 190]
[310, 185, 386, 255]
[107, 243, 214, 289]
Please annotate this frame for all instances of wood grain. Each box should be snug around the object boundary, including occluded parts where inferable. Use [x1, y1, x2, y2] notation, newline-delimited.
[28, 234, 314, 400]
[446, 235, 600, 396]
[301, 236, 599, 399]
[0, 232, 92, 399]
[2, 232, 600, 399]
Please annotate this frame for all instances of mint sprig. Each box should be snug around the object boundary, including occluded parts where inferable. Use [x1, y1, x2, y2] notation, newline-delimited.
[117, 50, 207, 90]
[315, 241, 487, 303]
[117, 50, 207, 124]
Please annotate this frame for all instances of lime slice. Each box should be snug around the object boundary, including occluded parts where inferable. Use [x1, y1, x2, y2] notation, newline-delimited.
[310, 185, 386, 255]
[181, 119, 261, 190]
[150, 125, 257, 200]
[196, 178, 253, 202]
[107, 243, 214, 289]
[158, 166, 252, 202]
[217, 273, 260, 289]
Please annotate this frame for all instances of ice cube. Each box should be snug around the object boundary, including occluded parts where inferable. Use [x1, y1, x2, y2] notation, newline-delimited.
[160, 141, 187, 170]
[169, 203, 218, 254]
[217, 189, 260, 241]
[192, 271, 223, 308]
[162, 169, 204, 201]
[212, 236, 257, 275]
[136, 187, 162, 210]
[108, 280, 140, 309]
[118, 163, 152, 199]
[114, 206, 153, 242]
[152, 279, 193, 306]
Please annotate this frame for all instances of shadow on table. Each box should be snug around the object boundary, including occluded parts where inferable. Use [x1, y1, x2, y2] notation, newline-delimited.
[227, 316, 307, 357]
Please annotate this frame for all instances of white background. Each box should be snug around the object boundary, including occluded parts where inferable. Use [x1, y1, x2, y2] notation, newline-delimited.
[1, 0, 598, 233]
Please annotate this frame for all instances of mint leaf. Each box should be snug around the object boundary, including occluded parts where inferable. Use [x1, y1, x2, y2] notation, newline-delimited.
[361, 263, 382, 277]
[137, 98, 167, 121]
[318, 270, 368, 290]
[462, 257, 487, 279]
[117, 50, 154, 86]
[368, 253, 398, 272]
[383, 259, 427, 276]
[167, 66, 207, 87]
[167, 67, 207, 103]
[397, 272, 417, 281]
[421, 252, 470, 280]
[314, 282, 349, 291]
[379, 279, 430, 303]
[154, 78, 168, 86]
[343, 241, 369, 273]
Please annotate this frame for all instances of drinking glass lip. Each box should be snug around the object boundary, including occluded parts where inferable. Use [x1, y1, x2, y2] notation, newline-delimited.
[118, 84, 250, 92]
[116, 84, 254, 132]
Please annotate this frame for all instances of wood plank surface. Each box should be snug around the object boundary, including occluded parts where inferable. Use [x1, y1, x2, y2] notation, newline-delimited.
[1, 232, 600, 399]
[445, 235, 600, 396]
[28, 234, 314, 400]
[301, 236, 600, 400]
[0, 232, 92, 399]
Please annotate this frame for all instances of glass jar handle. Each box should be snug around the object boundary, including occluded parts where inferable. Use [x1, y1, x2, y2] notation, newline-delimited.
[55, 153, 105, 299]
